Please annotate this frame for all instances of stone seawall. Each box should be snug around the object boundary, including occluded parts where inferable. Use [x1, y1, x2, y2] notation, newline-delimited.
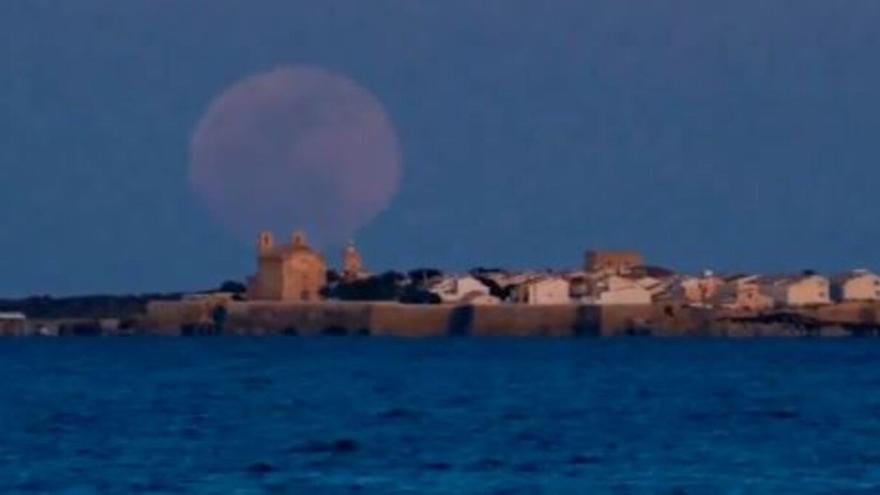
[132, 300, 880, 337]
[142, 301, 596, 337]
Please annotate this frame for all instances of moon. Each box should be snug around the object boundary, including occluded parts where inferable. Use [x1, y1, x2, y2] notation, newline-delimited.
[189, 66, 402, 248]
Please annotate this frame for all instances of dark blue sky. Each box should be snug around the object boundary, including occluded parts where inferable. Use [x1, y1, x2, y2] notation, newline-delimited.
[2, 1, 879, 296]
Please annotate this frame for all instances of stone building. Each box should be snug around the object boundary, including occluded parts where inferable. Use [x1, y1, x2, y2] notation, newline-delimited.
[247, 231, 327, 302]
[585, 250, 644, 274]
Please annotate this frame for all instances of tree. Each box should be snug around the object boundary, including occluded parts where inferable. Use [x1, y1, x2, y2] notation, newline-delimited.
[332, 271, 406, 301]
[219, 280, 247, 294]
[407, 268, 442, 284]
[470, 274, 513, 300]
[399, 285, 441, 304]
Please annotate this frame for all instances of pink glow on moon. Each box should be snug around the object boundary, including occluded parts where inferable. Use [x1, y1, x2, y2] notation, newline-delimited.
[189, 66, 402, 247]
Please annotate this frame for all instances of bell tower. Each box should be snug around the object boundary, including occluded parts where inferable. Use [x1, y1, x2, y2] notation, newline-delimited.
[258, 231, 275, 255]
[292, 231, 308, 249]
[342, 241, 365, 281]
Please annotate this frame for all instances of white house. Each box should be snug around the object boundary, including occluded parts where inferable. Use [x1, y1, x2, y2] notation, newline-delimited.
[715, 275, 774, 311]
[428, 276, 492, 304]
[831, 269, 880, 302]
[511, 277, 571, 305]
[583, 274, 652, 305]
[759, 274, 831, 307]
[674, 272, 725, 306]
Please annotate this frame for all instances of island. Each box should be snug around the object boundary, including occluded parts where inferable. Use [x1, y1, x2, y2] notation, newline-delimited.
[2, 230, 880, 337]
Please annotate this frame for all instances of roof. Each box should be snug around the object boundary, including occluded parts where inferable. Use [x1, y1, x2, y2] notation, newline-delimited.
[520, 274, 569, 284]
[263, 243, 326, 263]
[0, 312, 26, 321]
[831, 270, 878, 284]
[258, 231, 327, 263]
[756, 274, 827, 286]
[485, 272, 539, 288]
[427, 275, 486, 292]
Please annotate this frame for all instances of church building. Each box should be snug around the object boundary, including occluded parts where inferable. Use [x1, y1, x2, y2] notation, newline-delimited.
[247, 231, 327, 302]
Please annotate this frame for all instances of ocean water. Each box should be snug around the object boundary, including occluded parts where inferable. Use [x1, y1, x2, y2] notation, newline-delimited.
[0, 338, 879, 494]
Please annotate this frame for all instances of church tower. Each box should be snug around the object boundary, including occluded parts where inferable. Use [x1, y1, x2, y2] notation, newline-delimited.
[258, 231, 275, 256]
[292, 230, 308, 250]
[342, 241, 366, 282]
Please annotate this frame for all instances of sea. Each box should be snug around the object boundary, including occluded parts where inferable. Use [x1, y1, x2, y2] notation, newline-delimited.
[0, 338, 879, 494]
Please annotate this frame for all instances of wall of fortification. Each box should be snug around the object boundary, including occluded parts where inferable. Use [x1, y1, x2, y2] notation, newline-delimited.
[141, 301, 612, 336]
[138, 300, 880, 337]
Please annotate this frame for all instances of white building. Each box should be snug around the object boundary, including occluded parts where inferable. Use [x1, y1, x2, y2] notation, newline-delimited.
[759, 274, 831, 307]
[831, 270, 880, 302]
[583, 275, 652, 305]
[511, 277, 571, 305]
[674, 272, 725, 306]
[716, 275, 774, 311]
[428, 276, 492, 304]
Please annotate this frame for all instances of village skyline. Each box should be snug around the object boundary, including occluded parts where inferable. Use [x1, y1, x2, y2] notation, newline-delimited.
[234, 229, 879, 312]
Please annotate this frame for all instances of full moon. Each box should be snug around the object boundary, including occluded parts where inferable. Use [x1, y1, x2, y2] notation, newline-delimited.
[189, 66, 402, 248]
